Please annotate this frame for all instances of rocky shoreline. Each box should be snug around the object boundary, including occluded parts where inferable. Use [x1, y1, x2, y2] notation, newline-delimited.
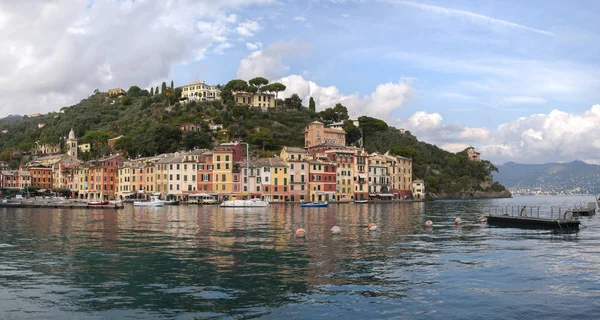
[428, 190, 512, 200]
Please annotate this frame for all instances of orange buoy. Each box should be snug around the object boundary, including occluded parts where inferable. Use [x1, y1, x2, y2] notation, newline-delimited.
[454, 217, 462, 225]
[295, 228, 306, 237]
[425, 220, 433, 227]
[367, 223, 377, 231]
[331, 226, 341, 234]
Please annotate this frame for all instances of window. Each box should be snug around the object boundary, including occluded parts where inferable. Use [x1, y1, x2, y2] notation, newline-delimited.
[217, 164, 221, 170]
[217, 155, 221, 161]
[176, 174, 180, 180]
[226, 155, 230, 161]
[222, 174, 226, 181]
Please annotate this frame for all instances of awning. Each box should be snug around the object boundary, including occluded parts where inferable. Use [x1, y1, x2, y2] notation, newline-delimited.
[358, 174, 366, 179]
[37, 189, 47, 193]
[137, 190, 145, 194]
[378, 193, 394, 197]
[123, 193, 134, 196]
[153, 192, 161, 196]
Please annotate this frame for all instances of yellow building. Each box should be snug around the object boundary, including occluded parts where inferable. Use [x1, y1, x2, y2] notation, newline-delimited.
[108, 88, 126, 97]
[232, 91, 275, 108]
[466, 146, 481, 161]
[78, 143, 91, 153]
[179, 80, 221, 101]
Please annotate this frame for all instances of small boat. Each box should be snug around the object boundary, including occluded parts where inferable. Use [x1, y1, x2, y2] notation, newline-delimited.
[300, 202, 328, 208]
[353, 200, 368, 204]
[133, 196, 165, 207]
[220, 198, 268, 207]
[164, 200, 180, 206]
[109, 200, 122, 205]
[88, 201, 109, 206]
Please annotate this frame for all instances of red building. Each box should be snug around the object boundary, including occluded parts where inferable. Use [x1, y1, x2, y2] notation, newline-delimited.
[197, 150, 214, 193]
[86, 155, 126, 200]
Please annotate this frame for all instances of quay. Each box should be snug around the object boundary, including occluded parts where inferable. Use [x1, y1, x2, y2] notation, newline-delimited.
[486, 205, 581, 231]
[567, 202, 596, 216]
[0, 201, 124, 210]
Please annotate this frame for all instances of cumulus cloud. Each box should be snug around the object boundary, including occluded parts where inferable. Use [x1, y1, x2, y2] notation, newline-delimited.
[395, 105, 600, 164]
[293, 16, 306, 21]
[235, 20, 261, 37]
[0, 0, 274, 116]
[236, 40, 312, 80]
[245, 42, 263, 50]
[276, 75, 414, 119]
[480, 105, 600, 163]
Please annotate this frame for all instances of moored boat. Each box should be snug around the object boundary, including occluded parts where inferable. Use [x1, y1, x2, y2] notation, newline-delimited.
[133, 196, 165, 207]
[88, 201, 109, 206]
[353, 200, 368, 204]
[300, 202, 328, 208]
[220, 198, 268, 207]
[164, 200, 180, 206]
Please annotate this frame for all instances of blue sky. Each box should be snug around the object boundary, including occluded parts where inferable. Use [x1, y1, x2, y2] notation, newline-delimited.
[2, 0, 600, 164]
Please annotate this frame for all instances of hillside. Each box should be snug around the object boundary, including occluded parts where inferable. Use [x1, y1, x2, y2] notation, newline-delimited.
[495, 161, 600, 195]
[0, 81, 507, 196]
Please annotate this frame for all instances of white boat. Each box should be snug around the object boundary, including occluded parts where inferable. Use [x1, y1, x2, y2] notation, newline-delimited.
[133, 196, 164, 207]
[188, 193, 218, 204]
[220, 198, 268, 207]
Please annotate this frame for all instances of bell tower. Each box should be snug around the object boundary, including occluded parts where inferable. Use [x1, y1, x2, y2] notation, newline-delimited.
[67, 128, 78, 158]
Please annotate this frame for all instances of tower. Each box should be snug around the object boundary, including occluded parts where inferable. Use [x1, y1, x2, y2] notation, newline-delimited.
[67, 128, 78, 158]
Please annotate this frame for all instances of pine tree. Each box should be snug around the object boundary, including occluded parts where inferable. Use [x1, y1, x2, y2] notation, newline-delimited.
[309, 97, 316, 112]
[170, 80, 174, 89]
[161, 82, 167, 94]
[150, 87, 154, 95]
[155, 86, 159, 95]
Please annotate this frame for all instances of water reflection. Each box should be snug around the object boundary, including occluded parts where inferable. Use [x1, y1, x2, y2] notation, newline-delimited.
[1, 196, 599, 319]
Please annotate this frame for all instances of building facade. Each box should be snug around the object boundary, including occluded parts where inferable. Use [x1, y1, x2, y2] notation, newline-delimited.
[304, 121, 346, 148]
[179, 81, 221, 102]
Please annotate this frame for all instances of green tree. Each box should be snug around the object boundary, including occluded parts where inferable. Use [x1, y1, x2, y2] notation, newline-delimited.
[262, 83, 286, 107]
[283, 94, 302, 109]
[170, 80, 174, 89]
[309, 96, 316, 112]
[127, 86, 142, 97]
[359, 116, 388, 149]
[249, 77, 269, 89]
[250, 129, 275, 150]
[221, 79, 249, 106]
[343, 120, 361, 145]
[183, 131, 213, 150]
[150, 87, 154, 95]
[390, 146, 417, 159]
[319, 103, 349, 123]
[161, 82, 167, 94]
[155, 86, 159, 95]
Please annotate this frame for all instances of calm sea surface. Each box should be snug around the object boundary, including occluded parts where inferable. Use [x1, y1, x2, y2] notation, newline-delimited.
[2, 195, 600, 319]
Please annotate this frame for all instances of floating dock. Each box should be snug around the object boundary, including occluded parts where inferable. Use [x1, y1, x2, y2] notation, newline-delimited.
[486, 215, 580, 230]
[486, 205, 581, 231]
[567, 202, 596, 216]
[0, 202, 124, 210]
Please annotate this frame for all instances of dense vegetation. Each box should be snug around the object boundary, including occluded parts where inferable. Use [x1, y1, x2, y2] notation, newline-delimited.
[0, 78, 505, 194]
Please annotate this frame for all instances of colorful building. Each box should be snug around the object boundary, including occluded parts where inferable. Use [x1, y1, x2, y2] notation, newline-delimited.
[308, 160, 336, 202]
[280, 147, 309, 202]
[304, 121, 346, 148]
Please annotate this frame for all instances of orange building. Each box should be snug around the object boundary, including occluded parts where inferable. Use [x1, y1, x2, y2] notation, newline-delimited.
[304, 121, 346, 148]
[27, 166, 53, 190]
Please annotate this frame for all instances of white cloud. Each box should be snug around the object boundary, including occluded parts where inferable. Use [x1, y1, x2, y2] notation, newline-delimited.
[504, 96, 547, 104]
[293, 16, 306, 21]
[438, 92, 475, 100]
[0, 0, 274, 117]
[245, 42, 263, 50]
[236, 40, 311, 80]
[459, 127, 491, 140]
[277, 75, 414, 119]
[235, 20, 261, 37]
[440, 143, 470, 153]
[401, 105, 600, 164]
[385, 0, 555, 36]
[480, 105, 600, 163]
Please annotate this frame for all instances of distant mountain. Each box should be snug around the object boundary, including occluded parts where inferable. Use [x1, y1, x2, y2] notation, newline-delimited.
[495, 160, 600, 194]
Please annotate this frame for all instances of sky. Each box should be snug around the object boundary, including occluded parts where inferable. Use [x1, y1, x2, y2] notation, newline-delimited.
[1, 0, 600, 165]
